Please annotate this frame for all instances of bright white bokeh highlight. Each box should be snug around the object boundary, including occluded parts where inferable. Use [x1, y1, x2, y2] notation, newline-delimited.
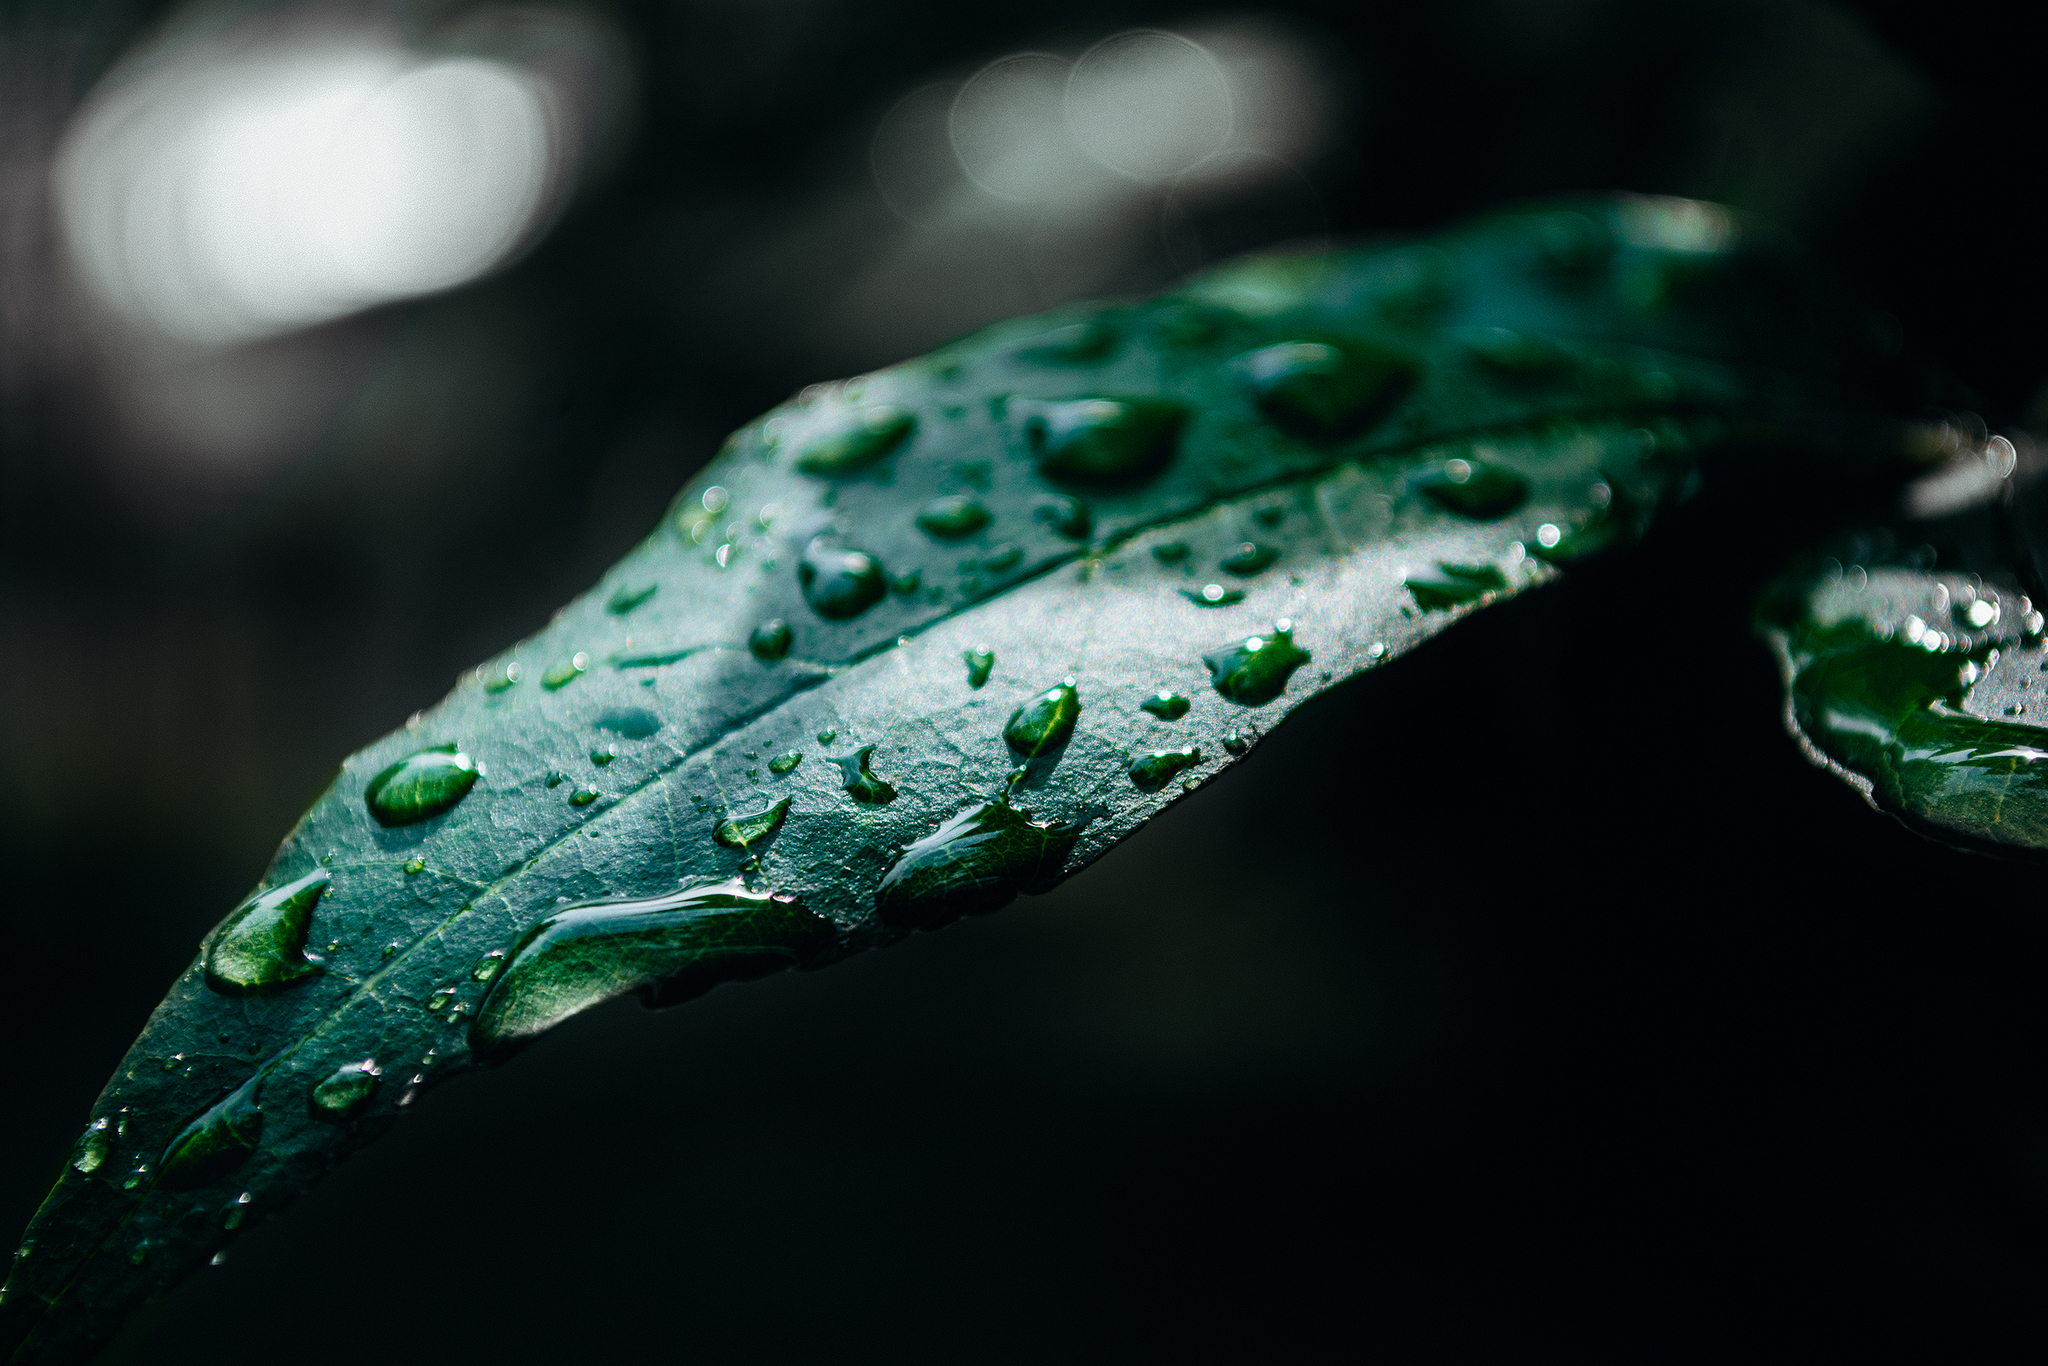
[55, 31, 562, 346]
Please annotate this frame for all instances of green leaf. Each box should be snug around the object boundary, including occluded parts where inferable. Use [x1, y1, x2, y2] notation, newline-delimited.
[2, 196, 1905, 1362]
[1761, 439, 2048, 853]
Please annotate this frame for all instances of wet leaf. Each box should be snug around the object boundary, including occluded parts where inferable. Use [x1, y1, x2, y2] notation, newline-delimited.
[3, 196, 1911, 1362]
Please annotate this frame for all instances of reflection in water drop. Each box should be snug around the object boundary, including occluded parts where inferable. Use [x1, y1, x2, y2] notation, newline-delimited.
[206, 869, 330, 995]
[1203, 620, 1310, 705]
[1129, 747, 1202, 787]
[713, 797, 792, 850]
[876, 795, 1085, 929]
[365, 745, 478, 826]
[834, 746, 899, 804]
[750, 619, 794, 661]
[1140, 691, 1190, 719]
[964, 646, 996, 689]
[800, 540, 889, 620]
[309, 1059, 381, 1121]
[768, 751, 803, 775]
[1004, 680, 1082, 756]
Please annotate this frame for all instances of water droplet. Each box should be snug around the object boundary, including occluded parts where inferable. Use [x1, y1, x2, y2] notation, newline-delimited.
[1014, 396, 1183, 485]
[1232, 340, 1413, 440]
[606, 584, 657, 615]
[596, 707, 662, 739]
[1407, 563, 1509, 610]
[1203, 622, 1311, 706]
[876, 795, 1086, 930]
[1415, 459, 1529, 519]
[541, 653, 591, 690]
[1153, 541, 1189, 563]
[425, 987, 456, 1013]
[545, 771, 565, 788]
[71, 1119, 110, 1175]
[817, 729, 838, 744]
[785, 402, 916, 476]
[1033, 496, 1092, 540]
[121, 1164, 147, 1190]
[206, 868, 330, 995]
[1222, 730, 1252, 755]
[1004, 680, 1081, 757]
[471, 878, 834, 1048]
[768, 751, 802, 775]
[1220, 542, 1279, 576]
[1184, 584, 1245, 606]
[833, 747, 898, 804]
[1528, 480, 1638, 564]
[987, 544, 1025, 574]
[798, 539, 888, 620]
[916, 495, 991, 539]
[309, 1059, 381, 1121]
[1453, 325, 1573, 379]
[891, 569, 923, 596]
[591, 744, 617, 766]
[129, 1242, 148, 1265]
[1130, 747, 1202, 788]
[220, 1191, 253, 1229]
[481, 661, 521, 693]
[1140, 691, 1190, 720]
[403, 858, 425, 875]
[569, 785, 600, 807]
[1005, 319, 1118, 364]
[714, 796, 792, 849]
[744, 618, 795, 664]
[159, 1070, 264, 1189]
[365, 744, 479, 827]
[964, 646, 995, 689]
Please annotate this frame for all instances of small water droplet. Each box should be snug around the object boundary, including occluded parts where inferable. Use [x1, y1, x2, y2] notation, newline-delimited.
[1220, 542, 1279, 576]
[1033, 496, 1092, 539]
[1222, 730, 1252, 755]
[916, 495, 991, 539]
[425, 987, 456, 1014]
[1130, 747, 1202, 788]
[1203, 622, 1311, 706]
[403, 858, 425, 875]
[607, 584, 657, 615]
[1153, 541, 1189, 563]
[308, 1058, 381, 1122]
[983, 543, 1022, 573]
[545, 771, 565, 788]
[206, 868, 331, 995]
[1004, 680, 1081, 757]
[833, 747, 898, 804]
[1233, 340, 1413, 440]
[1014, 396, 1183, 485]
[569, 785, 600, 807]
[1184, 584, 1245, 606]
[1140, 691, 1190, 720]
[964, 646, 995, 689]
[365, 745, 479, 827]
[71, 1119, 111, 1175]
[892, 569, 924, 596]
[591, 744, 617, 766]
[817, 729, 837, 744]
[541, 653, 591, 690]
[481, 661, 521, 693]
[122, 1164, 147, 1190]
[472, 950, 506, 982]
[798, 539, 888, 620]
[713, 796, 792, 849]
[750, 619, 794, 661]
[768, 751, 802, 775]
[1407, 563, 1509, 610]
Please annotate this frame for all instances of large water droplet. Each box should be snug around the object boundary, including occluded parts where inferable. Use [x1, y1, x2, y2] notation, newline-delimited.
[159, 1070, 264, 1190]
[309, 1059, 381, 1121]
[833, 746, 898, 804]
[917, 495, 991, 540]
[1130, 747, 1202, 788]
[471, 878, 834, 1048]
[1414, 458, 1529, 520]
[1004, 680, 1081, 757]
[750, 619, 794, 661]
[71, 1119, 111, 1175]
[798, 540, 888, 620]
[206, 869, 330, 995]
[1232, 340, 1413, 441]
[875, 796, 1086, 930]
[785, 402, 917, 476]
[364, 744, 479, 827]
[714, 796, 792, 849]
[1203, 621, 1311, 706]
[1407, 563, 1508, 610]
[964, 646, 995, 689]
[1013, 397, 1183, 485]
[1220, 542, 1279, 576]
[1140, 691, 1190, 720]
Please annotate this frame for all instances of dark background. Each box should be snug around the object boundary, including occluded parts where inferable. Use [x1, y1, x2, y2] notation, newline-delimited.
[4, 0, 2048, 1358]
